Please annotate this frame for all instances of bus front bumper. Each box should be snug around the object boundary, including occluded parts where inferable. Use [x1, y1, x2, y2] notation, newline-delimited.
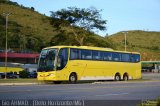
[37, 72, 57, 81]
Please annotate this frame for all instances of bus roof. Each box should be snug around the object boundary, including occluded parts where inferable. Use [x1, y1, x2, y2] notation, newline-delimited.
[43, 46, 140, 54]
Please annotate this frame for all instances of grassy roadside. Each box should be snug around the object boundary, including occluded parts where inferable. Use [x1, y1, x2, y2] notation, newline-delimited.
[0, 78, 39, 83]
[138, 97, 160, 106]
[1, 73, 157, 84]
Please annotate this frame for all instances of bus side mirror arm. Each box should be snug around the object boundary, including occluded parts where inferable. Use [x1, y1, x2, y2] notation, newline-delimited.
[53, 54, 59, 71]
[56, 55, 63, 70]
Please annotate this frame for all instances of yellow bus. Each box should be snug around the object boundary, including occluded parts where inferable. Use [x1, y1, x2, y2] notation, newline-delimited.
[37, 46, 141, 83]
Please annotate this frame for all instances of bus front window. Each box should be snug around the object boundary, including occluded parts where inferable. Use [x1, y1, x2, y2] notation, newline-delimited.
[38, 49, 58, 72]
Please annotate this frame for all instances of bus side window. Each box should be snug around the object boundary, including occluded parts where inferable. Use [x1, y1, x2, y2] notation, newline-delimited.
[130, 54, 140, 62]
[103, 52, 112, 61]
[112, 53, 120, 61]
[92, 51, 101, 60]
[130, 54, 135, 62]
[135, 54, 140, 62]
[81, 50, 92, 60]
[100, 52, 104, 60]
[121, 53, 130, 62]
[70, 49, 79, 60]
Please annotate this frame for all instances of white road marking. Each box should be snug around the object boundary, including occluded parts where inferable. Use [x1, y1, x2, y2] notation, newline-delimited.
[0, 90, 32, 93]
[95, 93, 129, 97]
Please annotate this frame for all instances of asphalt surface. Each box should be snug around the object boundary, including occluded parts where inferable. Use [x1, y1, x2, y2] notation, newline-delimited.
[0, 81, 160, 99]
[0, 73, 160, 106]
[0, 81, 160, 100]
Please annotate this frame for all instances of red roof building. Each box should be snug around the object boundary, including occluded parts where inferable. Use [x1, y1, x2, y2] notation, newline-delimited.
[0, 52, 39, 64]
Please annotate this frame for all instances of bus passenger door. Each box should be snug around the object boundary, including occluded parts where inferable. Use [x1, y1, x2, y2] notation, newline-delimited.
[68, 60, 87, 79]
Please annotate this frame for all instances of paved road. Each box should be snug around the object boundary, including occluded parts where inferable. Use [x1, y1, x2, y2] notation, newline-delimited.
[142, 73, 160, 80]
[0, 81, 160, 101]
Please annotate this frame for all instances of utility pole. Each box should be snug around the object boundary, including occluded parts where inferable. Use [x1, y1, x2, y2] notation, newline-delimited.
[122, 31, 128, 51]
[3, 12, 11, 79]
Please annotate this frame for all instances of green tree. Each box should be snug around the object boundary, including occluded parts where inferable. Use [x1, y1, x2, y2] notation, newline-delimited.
[31, 7, 35, 11]
[25, 36, 42, 51]
[50, 33, 77, 46]
[50, 7, 107, 46]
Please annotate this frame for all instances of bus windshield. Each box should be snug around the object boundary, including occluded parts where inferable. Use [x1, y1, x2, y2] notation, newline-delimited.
[38, 48, 58, 72]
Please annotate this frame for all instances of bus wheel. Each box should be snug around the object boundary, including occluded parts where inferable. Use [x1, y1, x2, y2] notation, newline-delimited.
[123, 74, 128, 81]
[69, 73, 77, 84]
[115, 73, 121, 81]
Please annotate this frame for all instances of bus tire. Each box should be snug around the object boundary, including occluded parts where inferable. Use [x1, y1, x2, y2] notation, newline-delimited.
[69, 73, 77, 84]
[123, 73, 128, 81]
[115, 73, 121, 81]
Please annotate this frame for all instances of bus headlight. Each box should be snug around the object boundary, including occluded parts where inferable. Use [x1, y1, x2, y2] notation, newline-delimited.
[49, 74, 55, 77]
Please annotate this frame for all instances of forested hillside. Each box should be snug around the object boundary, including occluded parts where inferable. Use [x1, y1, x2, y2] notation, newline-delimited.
[108, 30, 160, 61]
[0, 0, 160, 61]
[0, 0, 112, 52]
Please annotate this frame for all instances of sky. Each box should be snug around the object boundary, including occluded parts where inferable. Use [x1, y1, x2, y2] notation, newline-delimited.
[11, 0, 160, 36]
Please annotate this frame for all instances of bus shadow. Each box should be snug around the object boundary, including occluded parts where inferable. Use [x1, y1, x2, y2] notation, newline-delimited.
[40, 80, 116, 85]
